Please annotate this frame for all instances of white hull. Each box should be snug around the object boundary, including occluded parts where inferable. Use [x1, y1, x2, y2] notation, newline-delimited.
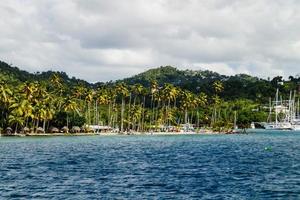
[263, 122, 292, 130]
[292, 124, 300, 131]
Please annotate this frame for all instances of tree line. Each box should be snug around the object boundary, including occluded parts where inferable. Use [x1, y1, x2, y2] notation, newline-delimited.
[0, 71, 274, 134]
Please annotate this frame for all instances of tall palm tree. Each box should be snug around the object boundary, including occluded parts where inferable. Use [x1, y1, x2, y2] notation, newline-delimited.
[180, 90, 197, 124]
[212, 81, 224, 126]
[130, 104, 142, 131]
[84, 89, 94, 125]
[129, 83, 144, 130]
[63, 97, 80, 130]
[150, 80, 158, 128]
[8, 114, 24, 133]
[50, 74, 65, 110]
[0, 81, 13, 127]
[95, 88, 110, 125]
[161, 83, 178, 126]
[107, 88, 117, 127]
[0, 81, 12, 105]
[20, 82, 36, 101]
[115, 83, 129, 133]
[9, 96, 26, 133]
[73, 85, 86, 100]
[194, 92, 208, 127]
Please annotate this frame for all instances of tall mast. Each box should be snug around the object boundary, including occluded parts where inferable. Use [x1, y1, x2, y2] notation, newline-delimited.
[291, 90, 297, 122]
[275, 88, 278, 125]
[298, 98, 300, 119]
[267, 97, 272, 123]
[289, 91, 292, 122]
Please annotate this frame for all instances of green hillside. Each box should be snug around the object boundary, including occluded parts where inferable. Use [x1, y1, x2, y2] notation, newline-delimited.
[1, 60, 299, 102]
[0, 61, 91, 87]
[0, 60, 299, 134]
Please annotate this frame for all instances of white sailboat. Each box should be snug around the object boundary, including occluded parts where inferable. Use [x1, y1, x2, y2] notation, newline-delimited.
[263, 89, 292, 130]
[291, 92, 300, 131]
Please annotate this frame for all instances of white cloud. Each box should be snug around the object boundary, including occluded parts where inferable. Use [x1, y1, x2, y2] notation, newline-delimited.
[0, 0, 300, 82]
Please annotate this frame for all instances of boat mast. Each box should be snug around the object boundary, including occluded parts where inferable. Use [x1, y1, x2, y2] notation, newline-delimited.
[275, 88, 279, 126]
[267, 97, 272, 123]
[296, 97, 300, 119]
[289, 91, 292, 123]
[292, 90, 296, 122]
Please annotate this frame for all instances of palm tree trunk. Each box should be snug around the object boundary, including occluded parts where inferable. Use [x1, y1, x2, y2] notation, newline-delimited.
[26, 117, 29, 128]
[88, 103, 91, 125]
[43, 120, 46, 132]
[67, 114, 69, 130]
[150, 95, 154, 128]
[155, 101, 160, 130]
[127, 93, 132, 130]
[167, 99, 171, 126]
[197, 110, 200, 128]
[142, 96, 146, 131]
[36, 119, 39, 133]
[94, 101, 96, 125]
[15, 123, 18, 134]
[185, 109, 188, 124]
[95, 102, 98, 125]
[108, 102, 111, 126]
[121, 97, 125, 133]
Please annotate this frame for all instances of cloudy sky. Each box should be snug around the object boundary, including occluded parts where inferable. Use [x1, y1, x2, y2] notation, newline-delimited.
[0, 0, 300, 82]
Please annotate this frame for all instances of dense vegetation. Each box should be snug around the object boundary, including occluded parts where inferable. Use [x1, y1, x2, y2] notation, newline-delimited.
[0, 61, 299, 134]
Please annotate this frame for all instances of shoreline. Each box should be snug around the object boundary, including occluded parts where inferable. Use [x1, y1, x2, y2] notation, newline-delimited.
[0, 130, 237, 137]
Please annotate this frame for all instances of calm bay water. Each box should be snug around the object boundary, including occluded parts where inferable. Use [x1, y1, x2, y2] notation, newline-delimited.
[0, 133, 300, 199]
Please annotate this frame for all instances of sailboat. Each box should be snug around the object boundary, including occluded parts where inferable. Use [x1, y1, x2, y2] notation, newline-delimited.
[263, 89, 292, 130]
[290, 92, 300, 131]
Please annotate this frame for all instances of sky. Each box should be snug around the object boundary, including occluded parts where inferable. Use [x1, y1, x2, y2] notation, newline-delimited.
[0, 0, 300, 82]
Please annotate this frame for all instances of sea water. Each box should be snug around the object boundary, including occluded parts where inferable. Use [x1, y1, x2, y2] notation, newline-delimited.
[0, 132, 299, 199]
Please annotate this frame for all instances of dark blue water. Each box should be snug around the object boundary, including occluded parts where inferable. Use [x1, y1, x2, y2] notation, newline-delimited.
[0, 133, 299, 199]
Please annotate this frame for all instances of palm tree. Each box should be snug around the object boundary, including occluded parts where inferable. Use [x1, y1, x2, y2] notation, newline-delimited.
[50, 73, 63, 93]
[20, 82, 36, 100]
[150, 80, 158, 128]
[84, 89, 94, 125]
[0, 82, 12, 104]
[19, 99, 33, 128]
[115, 83, 129, 133]
[33, 101, 47, 132]
[196, 92, 208, 127]
[129, 83, 144, 130]
[50, 73, 65, 110]
[213, 81, 224, 94]
[161, 83, 178, 126]
[8, 114, 24, 133]
[9, 96, 26, 133]
[107, 88, 117, 127]
[212, 81, 224, 126]
[95, 88, 110, 125]
[73, 85, 86, 100]
[130, 105, 142, 131]
[41, 95, 55, 131]
[0, 81, 13, 128]
[180, 90, 197, 124]
[140, 87, 148, 131]
[62, 97, 79, 131]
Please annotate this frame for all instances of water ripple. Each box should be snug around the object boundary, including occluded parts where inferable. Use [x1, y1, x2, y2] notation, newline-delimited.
[0, 133, 300, 199]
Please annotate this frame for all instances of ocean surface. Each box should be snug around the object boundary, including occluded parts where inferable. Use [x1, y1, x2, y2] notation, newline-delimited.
[0, 132, 299, 199]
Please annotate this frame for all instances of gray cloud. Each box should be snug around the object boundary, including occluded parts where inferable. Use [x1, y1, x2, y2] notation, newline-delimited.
[0, 0, 300, 82]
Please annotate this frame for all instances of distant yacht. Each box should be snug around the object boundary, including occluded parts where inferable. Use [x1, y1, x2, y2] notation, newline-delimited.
[254, 89, 300, 131]
[262, 89, 292, 130]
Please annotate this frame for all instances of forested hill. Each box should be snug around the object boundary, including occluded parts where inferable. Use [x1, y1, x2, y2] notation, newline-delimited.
[0, 61, 91, 87]
[1, 60, 299, 102]
[120, 66, 300, 101]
